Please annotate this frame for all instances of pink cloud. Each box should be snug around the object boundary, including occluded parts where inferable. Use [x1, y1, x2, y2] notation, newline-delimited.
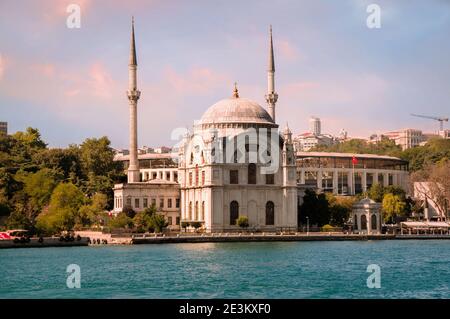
[88, 63, 116, 98]
[31, 63, 55, 77]
[163, 66, 229, 95]
[278, 39, 300, 61]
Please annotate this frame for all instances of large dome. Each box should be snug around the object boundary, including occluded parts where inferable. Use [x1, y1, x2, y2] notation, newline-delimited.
[200, 96, 275, 126]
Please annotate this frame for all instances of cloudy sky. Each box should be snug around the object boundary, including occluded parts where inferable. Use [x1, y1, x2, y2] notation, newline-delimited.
[0, 0, 449, 149]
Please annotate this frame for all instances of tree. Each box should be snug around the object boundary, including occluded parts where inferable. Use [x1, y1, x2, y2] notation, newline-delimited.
[411, 160, 450, 218]
[132, 212, 153, 233]
[18, 168, 62, 211]
[299, 189, 330, 226]
[401, 138, 450, 171]
[367, 184, 385, 202]
[32, 147, 82, 182]
[109, 212, 133, 230]
[122, 206, 136, 219]
[35, 183, 85, 235]
[132, 206, 156, 232]
[326, 194, 355, 226]
[236, 216, 249, 229]
[79, 137, 118, 176]
[382, 193, 406, 223]
[78, 193, 108, 227]
[151, 214, 168, 233]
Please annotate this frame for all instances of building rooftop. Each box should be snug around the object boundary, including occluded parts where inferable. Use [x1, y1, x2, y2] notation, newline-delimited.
[296, 151, 406, 161]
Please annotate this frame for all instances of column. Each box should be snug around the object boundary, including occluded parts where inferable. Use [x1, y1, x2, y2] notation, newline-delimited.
[347, 170, 353, 195]
[383, 172, 389, 187]
[373, 171, 379, 185]
[317, 170, 322, 190]
[333, 170, 338, 194]
[300, 170, 305, 184]
[362, 171, 367, 192]
[393, 173, 398, 186]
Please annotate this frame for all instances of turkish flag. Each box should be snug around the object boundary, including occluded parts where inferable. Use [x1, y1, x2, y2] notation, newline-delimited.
[352, 156, 358, 165]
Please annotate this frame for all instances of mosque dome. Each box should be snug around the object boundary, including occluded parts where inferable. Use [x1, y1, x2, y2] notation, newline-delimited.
[199, 85, 276, 127]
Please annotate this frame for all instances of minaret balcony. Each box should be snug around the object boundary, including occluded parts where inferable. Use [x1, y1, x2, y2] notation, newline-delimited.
[127, 89, 141, 101]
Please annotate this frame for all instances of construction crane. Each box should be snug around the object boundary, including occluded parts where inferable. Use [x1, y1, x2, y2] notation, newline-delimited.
[410, 114, 448, 131]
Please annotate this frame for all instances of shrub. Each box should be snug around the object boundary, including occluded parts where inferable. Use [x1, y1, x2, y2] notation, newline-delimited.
[236, 216, 249, 228]
[321, 224, 334, 232]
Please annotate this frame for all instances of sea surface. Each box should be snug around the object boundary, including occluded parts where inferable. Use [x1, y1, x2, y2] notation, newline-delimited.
[1, 240, 449, 299]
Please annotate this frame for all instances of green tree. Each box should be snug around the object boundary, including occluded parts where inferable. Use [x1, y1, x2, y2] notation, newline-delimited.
[18, 168, 62, 211]
[150, 214, 168, 233]
[32, 147, 82, 182]
[382, 193, 406, 223]
[367, 184, 385, 202]
[109, 212, 133, 229]
[236, 216, 249, 228]
[78, 193, 108, 227]
[35, 183, 85, 235]
[132, 206, 156, 232]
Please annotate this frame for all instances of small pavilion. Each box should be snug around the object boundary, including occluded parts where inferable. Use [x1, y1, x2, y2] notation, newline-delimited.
[351, 198, 382, 234]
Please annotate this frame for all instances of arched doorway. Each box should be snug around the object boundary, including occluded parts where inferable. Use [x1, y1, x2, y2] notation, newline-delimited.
[361, 215, 367, 230]
[230, 201, 239, 225]
[371, 214, 377, 232]
[266, 201, 275, 225]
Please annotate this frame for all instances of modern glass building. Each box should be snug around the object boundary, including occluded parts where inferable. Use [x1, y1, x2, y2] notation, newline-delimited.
[296, 152, 409, 195]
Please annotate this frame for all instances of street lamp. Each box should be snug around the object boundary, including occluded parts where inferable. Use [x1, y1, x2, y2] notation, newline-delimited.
[306, 216, 309, 236]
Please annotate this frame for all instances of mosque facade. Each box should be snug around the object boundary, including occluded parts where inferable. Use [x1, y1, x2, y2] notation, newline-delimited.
[113, 21, 299, 232]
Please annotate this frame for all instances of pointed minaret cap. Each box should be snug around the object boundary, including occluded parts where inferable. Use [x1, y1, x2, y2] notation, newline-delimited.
[232, 82, 239, 98]
[283, 122, 292, 135]
[129, 16, 137, 66]
[268, 25, 275, 72]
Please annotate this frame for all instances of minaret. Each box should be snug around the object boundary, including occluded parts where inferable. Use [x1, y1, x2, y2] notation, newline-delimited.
[127, 17, 141, 183]
[265, 25, 278, 123]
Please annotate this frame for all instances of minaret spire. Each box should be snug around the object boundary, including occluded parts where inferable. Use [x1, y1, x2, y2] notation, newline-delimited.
[127, 17, 141, 183]
[129, 16, 137, 66]
[268, 25, 275, 72]
[265, 25, 278, 123]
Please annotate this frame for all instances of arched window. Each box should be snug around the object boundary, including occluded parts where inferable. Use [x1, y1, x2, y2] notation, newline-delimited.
[230, 201, 239, 225]
[371, 214, 377, 230]
[266, 201, 275, 225]
[248, 163, 256, 184]
[195, 165, 199, 185]
[190, 152, 194, 165]
[195, 201, 199, 220]
[201, 201, 205, 221]
[188, 202, 192, 220]
[361, 215, 367, 230]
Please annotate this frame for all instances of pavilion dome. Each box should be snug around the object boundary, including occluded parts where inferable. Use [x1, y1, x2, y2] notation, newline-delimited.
[199, 86, 276, 126]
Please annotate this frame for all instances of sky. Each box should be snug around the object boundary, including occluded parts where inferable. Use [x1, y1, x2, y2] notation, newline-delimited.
[0, 0, 449, 149]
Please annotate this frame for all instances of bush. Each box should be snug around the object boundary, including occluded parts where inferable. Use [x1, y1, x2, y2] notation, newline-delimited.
[181, 221, 190, 229]
[236, 216, 249, 228]
[122, 206, 136, 219]
[321, 224, 334, 232]
[190, 221, 202, 229]
[108, 212, 133, 229]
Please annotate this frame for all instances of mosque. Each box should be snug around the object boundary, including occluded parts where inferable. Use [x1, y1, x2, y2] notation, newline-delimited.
[113, 20, 299, 232]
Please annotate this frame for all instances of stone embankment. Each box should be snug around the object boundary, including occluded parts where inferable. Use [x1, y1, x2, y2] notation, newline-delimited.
[0, 236, 89, 249]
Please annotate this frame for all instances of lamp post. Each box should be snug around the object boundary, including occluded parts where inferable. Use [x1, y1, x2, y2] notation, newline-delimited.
[306, 216, 309, 236]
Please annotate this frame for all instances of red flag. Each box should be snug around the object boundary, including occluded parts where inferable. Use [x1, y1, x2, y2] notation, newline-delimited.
[352, 156, 358, 165]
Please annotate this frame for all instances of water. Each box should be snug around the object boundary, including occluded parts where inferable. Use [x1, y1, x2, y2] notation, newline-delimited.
[0, 240, 449, 299]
